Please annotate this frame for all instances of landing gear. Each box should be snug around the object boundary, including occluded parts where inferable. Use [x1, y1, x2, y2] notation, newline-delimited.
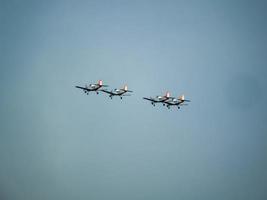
[163, 103, 165, 106]
[110, 95, 112, 99]
[120, 97, 122, 99]
[167, 105, 170, 109]
[177, 106, 180, 109]
[96, 92, 99, 95]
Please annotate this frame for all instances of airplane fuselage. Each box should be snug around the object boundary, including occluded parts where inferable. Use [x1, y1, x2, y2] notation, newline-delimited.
[87, 84, 102, 91]
[164, 99, 184, 109]
[111, 89, 127, 95]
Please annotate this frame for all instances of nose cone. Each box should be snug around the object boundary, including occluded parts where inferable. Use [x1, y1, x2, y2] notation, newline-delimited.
[98, 80, 103, 86]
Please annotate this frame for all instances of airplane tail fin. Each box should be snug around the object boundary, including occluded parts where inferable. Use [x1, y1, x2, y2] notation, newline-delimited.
[178, 94, 185, 101]
[123, 85, 133, 92]
[165, 91, 170, 98]
[98, 80, 103, 86]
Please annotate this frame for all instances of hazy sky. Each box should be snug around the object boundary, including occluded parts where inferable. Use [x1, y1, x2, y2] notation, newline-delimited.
[1, 1, 267, 200]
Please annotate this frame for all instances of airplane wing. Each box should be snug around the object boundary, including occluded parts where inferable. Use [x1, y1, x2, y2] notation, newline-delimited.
[101, 90, 115, 95]
[143, 97, 155, 102]
[75, 86, 90, 91]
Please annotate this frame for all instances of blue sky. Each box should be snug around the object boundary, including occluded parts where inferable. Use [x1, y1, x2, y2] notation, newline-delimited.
[1, 1, 267, 200]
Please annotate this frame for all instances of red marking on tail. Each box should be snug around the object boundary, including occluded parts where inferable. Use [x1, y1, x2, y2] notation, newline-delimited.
[98, 80, 103, 86]
[165, 91, 170, 98]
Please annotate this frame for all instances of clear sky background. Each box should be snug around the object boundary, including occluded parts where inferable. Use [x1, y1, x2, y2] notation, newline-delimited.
[1, 0, 267, 200]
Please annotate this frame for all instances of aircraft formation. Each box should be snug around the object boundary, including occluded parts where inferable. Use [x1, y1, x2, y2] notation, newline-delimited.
[75, 80, 133, 99]
[76, 80, 190, 110]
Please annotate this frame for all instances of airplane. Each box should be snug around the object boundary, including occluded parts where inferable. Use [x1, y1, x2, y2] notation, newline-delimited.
[102, 85, 133, 99]
[164, 94, 191, 109]
[75, 80, 108, 95]
[143, 91, 172, 106]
